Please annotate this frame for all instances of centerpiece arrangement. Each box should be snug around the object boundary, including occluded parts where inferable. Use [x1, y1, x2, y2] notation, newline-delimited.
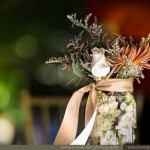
[46, 14, 150, 145]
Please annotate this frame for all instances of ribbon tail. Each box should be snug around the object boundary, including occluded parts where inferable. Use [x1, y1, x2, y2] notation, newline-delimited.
[85, 90, 94, 127]
[71, 106, 97, 145]
[85, 87, 97, 126]
[71, 87, 98, 145]
[53, 86, 90, 145]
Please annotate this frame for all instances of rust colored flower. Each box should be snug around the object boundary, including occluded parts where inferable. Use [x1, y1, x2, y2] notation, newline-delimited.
[107, 43, 150, 78]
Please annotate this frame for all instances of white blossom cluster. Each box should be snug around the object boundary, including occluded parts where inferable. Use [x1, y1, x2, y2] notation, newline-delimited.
[88, 92, 136, 145]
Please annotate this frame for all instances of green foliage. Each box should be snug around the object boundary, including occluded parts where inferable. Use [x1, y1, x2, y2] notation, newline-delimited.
[46, 14, 107, 81]
[67, 30, 85, 52]
[67, 13, 107, 47]
[0, 68, 28, 127]
[72, 54, 88, 78]
[47, 13, 150, 85]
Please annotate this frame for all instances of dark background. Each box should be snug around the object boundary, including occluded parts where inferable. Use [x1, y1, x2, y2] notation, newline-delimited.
[0, 0, 150, 144]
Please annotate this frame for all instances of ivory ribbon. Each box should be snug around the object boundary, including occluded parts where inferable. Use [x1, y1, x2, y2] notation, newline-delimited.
[53, 78, 133, 145]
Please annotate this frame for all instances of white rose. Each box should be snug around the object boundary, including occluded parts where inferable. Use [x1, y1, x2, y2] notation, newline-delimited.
[130, 118, 136, 128]
[100, 138, 109, 145]
[120, 113, 130, 121]
[126, 111, 134, 118]
[101, 93, 108, 102]
[94, 126, 104, 138]
[122, 133, 136, 144]
[126, 120, 134, 128]
[109, 133, 118, 145]
[125, 92, 134, 103]
[108, 96, 116, 103]
[118, 128, 133, 143]
[109, 109, 115, 115]
[109, 102, 118, 111]
[120, 102, 127, 110]
[97, 93, 108, 104]
[91, 47, 110, 78]
[97, 103, 109, 114]
[101, 119, 112, 131]
[114, 109, 121, 117]
[125, 132, 133, 143]
[118, 128, 128, 136]
[116, 121, 126, 129]
[120, 136, 126, 144]
[125, 105, 134, 112]
[117, 120, 134, 129]
[105, 130, 114, 138]
[96, 114, 105, 125]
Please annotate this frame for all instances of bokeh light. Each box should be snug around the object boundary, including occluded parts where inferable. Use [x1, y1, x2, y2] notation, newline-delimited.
[0, 84, 10, 111]
[15, 35, 38, 58]
[0, 116, 15, 144]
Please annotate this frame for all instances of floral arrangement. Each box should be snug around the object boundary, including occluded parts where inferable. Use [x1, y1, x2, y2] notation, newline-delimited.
[46, 14, 150, 145]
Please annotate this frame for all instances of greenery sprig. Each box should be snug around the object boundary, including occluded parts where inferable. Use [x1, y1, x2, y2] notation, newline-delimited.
[46, 14, 150, 85]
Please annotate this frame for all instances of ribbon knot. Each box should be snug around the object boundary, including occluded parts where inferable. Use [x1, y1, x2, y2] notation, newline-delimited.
[90, 83, 96, 89]
[53, 78, 133, 145]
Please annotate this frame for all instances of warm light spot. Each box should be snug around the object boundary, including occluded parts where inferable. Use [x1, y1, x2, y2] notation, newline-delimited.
[103, 20, 120, 34]
[0, 116, 15, 144]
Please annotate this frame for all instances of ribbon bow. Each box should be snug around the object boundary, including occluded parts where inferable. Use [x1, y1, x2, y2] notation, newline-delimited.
[53, 78, 133, 145]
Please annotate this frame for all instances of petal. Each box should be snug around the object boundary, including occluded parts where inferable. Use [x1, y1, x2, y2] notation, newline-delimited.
[91, 47, 104, 54]
[92, 64, 110, 78]
[91, 54, 103, 68]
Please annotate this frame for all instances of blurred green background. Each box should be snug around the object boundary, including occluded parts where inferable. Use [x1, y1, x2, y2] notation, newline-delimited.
[0, 0, 150, 145]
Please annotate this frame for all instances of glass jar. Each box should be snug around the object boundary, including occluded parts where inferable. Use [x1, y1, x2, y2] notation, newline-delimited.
[87, 91, 136, 145]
